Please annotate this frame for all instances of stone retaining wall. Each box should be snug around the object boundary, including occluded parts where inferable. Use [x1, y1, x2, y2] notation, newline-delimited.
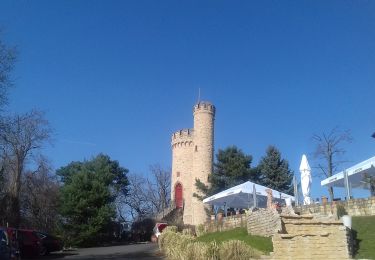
[203, 207, 293, 236]
[297, 197, 375, 217]
[271, 215, 352, 260]
[247, 208, 281, 237]
[203, 214, 247, 233]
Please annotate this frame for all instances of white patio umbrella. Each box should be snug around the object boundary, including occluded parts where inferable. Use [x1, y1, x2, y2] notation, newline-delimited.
[300, 154, 312, 205]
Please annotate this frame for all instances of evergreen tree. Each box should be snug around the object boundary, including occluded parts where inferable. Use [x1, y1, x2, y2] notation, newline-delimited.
[258, 146, 293, 194]
[57, 154, 129, 246]
[195, 146, 259, 199]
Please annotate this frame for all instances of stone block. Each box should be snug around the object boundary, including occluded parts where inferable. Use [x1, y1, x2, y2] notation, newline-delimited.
[270, 216, 351, 260]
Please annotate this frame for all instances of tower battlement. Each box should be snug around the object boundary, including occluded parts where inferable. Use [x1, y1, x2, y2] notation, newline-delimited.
[193, 101, 215, 115]
[171, 128, 194, 147]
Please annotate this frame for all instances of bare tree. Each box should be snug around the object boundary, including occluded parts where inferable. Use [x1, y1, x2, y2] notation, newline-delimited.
[0, 166, 7, 223]
[0, 110, 52, 227]
[147, 164, 171, 214]
[362, 173, 375, 197]
[0, 32, 16, 108]
[123, 166, 171, 222]
[21, 155, 59, 233]
[312, 127, 352, 201]
[123, 173, 153, 221]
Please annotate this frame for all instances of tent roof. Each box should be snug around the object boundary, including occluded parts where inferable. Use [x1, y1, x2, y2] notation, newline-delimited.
[321, 156, 375, 189]
[202, 181, 295, 208]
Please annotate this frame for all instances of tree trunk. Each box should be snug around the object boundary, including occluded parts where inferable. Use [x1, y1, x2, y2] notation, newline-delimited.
[328, 186, 334, 202]
[328, 154, 335, 201]
[370, 181, 375, 197]
[8, 158, 23, 227]
[7, 194, 20, 227]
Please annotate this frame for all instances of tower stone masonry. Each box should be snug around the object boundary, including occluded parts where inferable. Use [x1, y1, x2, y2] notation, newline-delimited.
[171, 101, 215, 226]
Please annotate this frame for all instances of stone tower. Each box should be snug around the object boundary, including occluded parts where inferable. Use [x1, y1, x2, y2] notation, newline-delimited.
[171, 101, 215, 226]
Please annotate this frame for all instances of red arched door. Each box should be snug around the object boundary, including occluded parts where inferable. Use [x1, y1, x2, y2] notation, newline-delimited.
[175, 183, 183, 208]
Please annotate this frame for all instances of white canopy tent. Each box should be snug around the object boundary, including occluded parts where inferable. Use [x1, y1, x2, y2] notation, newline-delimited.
[202, 181, 295, 209]
[321, 156, 375, 198]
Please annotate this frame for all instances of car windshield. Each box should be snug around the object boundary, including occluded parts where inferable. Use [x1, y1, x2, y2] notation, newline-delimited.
[0, 231, 8, 244]
[35, 232, 47, 239]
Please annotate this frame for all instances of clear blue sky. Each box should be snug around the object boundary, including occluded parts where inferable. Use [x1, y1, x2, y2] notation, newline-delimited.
[1, 1, 374, 200]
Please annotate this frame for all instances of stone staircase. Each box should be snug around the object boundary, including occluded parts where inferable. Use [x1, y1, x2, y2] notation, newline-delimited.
[155, 200, 184, 226]
[161, 208, 183, 225]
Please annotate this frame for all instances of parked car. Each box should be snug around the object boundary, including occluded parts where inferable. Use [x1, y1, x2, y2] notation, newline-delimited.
[0, 228, 20, 260]
[34, 232, 63, 256]
[16, 229, 63, 257]
[0, 228, 11, 260]
[153, 223, 168, 238]
[16, 229, 41, 258]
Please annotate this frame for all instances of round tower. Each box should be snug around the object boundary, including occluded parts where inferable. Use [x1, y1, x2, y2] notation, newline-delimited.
[191, 101, 215, 225]
[171, 129, 194, 219]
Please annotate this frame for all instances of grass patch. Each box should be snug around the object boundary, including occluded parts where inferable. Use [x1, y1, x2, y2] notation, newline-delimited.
[352, 216, 375, 259]
[195, 227, 273, 254]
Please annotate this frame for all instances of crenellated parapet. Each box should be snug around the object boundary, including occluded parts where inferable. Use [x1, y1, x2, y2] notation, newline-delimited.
[193, 101, 215, 116]
[171, 128, 194, 148]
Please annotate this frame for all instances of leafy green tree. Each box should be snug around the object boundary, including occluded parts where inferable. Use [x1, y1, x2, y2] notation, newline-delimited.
[57, 154, 129, 246]
[257, 146, 293, 194]
[195, 146, 259, 199]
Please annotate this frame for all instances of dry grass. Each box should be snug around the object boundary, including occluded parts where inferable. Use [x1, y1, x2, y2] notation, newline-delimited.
[158, 228, 261, 260]
[219, 240, 257, 260]
[196, 227, 272, 254]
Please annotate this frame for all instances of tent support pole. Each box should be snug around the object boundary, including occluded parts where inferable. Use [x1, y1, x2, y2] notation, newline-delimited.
[253, 184, 257, 208]
[293, 175, 299, 206]
[344, 170, 352, 200]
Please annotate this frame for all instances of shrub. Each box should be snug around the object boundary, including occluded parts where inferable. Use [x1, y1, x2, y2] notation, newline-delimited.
[219, 240, 258, 260]
[158, 229, 178, 250]
[182, 228, 193, 236]
[161, 232, 178, 256]
[183, 242, 207, 259]
[196, 224, 206, 237]
[159, 231, 195, 259]
[206, 241, 220, 259]
[182, 241, 219, 260]
[336, 204, 348, 219]
[159, 228, 260, 260]
[164, 225, 178, 233]
[157, 232, 166, 250]
[182, 224, 196, 232]
[167, 234, 194, 259]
